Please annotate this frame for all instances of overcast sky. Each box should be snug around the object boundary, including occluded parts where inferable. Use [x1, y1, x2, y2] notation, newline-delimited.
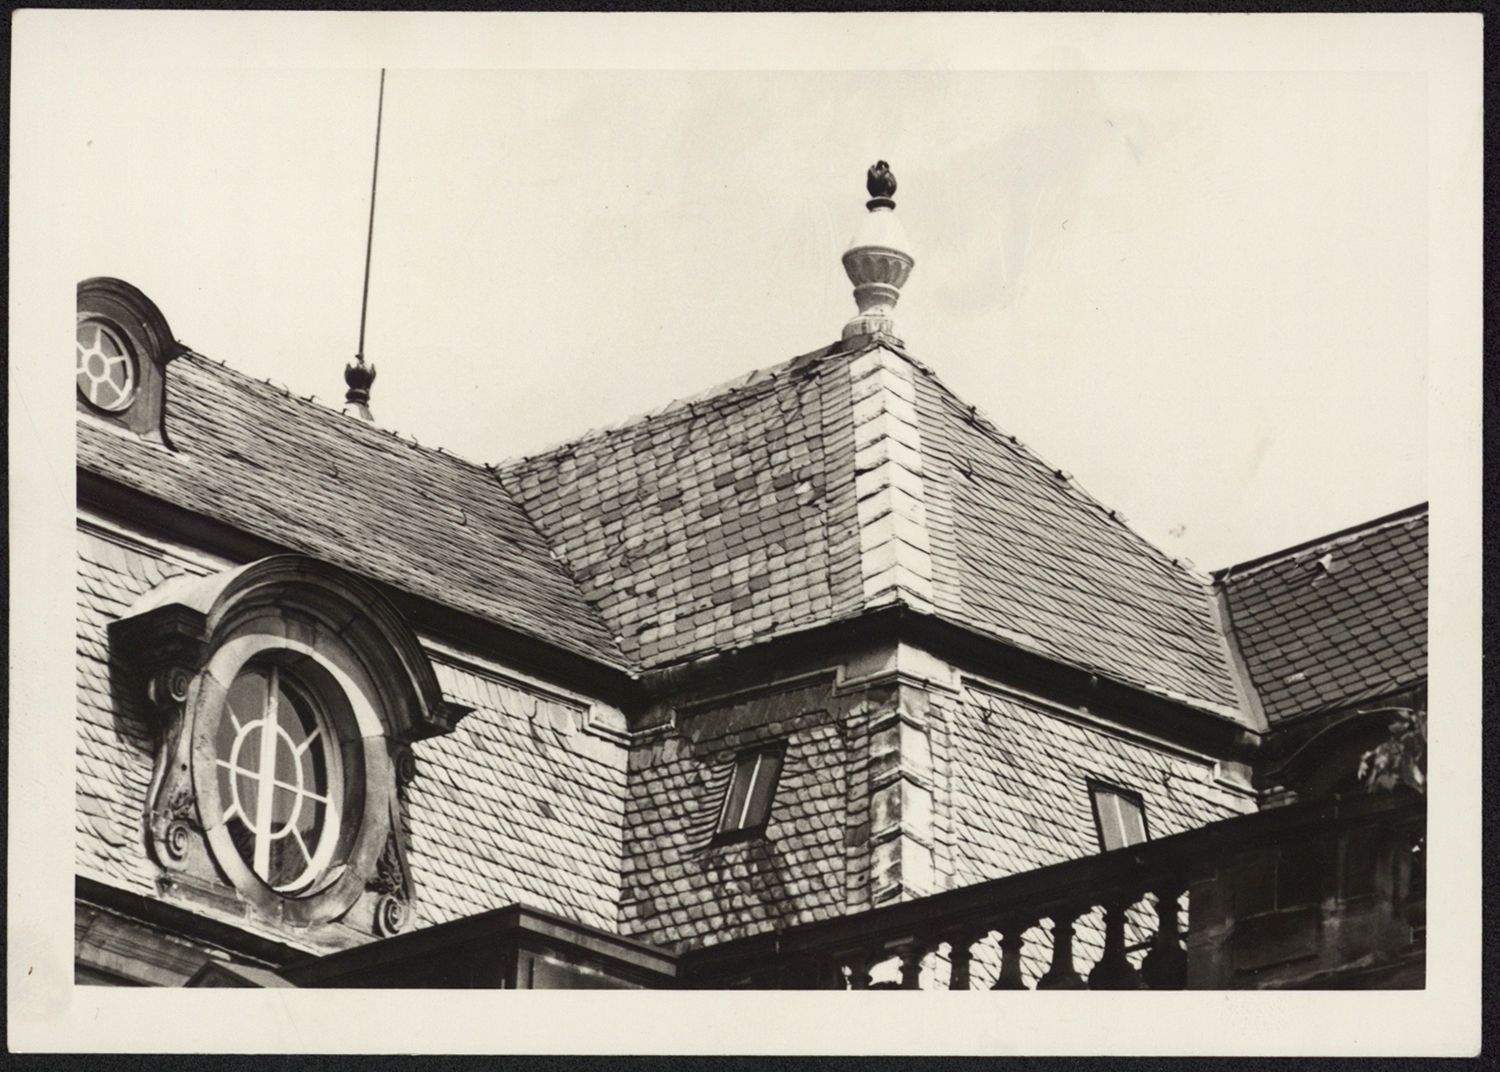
[34, 17, 1445, 573]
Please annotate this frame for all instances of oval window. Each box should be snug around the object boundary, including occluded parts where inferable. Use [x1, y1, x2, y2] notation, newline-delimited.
[213, 662, 345, 896]
[76, 317, 138, 412]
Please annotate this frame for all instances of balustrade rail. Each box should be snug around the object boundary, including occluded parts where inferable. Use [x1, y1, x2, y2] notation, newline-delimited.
[679, 790, 1424, 990]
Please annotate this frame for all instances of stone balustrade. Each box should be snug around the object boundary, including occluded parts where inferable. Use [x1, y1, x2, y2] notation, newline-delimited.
[679, 789, 1424, 990]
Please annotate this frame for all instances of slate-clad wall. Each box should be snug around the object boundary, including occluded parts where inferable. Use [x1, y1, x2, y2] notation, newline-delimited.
[407, 661, 628, 933]
[77, 518, 629, 942]
[925, 684, 1257, 985]
[619, 679, 861, 950]
[77, 524, 216, 897]
[619, 667, 1257, 960]
[944, 684, 1254, 886]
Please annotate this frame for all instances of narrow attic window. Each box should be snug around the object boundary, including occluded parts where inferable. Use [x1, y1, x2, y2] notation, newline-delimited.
[714, 747, 784, 842]
[1089, 782, 1149, 853]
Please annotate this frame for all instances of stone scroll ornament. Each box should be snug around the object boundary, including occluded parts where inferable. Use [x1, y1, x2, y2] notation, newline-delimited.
[111, 555, 471, 933]
[143, 663, 204, 871]
[367, 813, 414, 937]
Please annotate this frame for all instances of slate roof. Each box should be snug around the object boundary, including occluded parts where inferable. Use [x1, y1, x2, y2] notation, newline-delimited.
[910, 359, 1241, 715]
[500, 346, 864, 669]
[948, 686, 1254, 885]
[619, 682, 853, 951]
[78, 355, 626, 672]
[1215, 505, 1427, 726]
[945, 686, 1254, 985]
[76, 526, 185, 898]
[81, 340, 1244, 718]
[502, 339, 1244, 717]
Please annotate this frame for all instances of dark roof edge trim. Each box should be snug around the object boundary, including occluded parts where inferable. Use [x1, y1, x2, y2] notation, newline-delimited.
[1206, 587, 1271, 734]
[1213, 502, 1429, 581]
[639, 604, 1258, 754]
[280, 902, 677, 987]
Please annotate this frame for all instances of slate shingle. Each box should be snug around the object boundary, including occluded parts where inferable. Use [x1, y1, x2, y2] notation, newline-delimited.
[620, 705, 849, 952]
[75, 528, 202, 896]
[946, 687, 1254, 889]
[501, 349, 858, 674]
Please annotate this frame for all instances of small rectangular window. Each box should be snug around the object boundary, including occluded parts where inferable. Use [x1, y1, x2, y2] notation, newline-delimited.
[715, 748, 784, 840]
[1089, 782, 1148, 852]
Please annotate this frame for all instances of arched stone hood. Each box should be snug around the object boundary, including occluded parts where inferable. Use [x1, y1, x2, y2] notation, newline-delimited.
[110, 554, 470, 742]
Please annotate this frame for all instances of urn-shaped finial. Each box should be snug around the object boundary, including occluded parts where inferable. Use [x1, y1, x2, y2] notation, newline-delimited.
[842, 161, 914, 343]
[343, 357, 377, 422]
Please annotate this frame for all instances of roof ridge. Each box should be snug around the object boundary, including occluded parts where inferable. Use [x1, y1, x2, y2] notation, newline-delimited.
[500, 339, 869, 470]
[179, 352, 520, 485]
[1213, 503, 1428, 582]
[901, 352, 1213, 587]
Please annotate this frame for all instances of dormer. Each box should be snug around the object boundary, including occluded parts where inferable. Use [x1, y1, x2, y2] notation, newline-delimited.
[76, 277, 187, 444]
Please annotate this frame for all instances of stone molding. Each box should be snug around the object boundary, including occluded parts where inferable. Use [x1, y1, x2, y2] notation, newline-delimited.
[850, 348, 935, 613]
[865, 682, 938, 904]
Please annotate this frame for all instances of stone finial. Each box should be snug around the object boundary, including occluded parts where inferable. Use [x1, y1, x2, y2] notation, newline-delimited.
[842, 162, 914, 343]
[343, 358, 376, 422]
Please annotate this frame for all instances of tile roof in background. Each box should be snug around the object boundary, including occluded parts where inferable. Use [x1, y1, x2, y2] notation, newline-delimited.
[78, 356, 626, 672]
[1215, 505, 1427, 726]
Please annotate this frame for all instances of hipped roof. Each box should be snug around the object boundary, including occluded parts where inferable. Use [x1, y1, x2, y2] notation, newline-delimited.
[501, 338, 1245, 719]
[80, 339, 1251, 721]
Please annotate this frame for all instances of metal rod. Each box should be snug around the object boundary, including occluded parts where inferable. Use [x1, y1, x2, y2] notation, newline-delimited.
[356, 68, 386, 363]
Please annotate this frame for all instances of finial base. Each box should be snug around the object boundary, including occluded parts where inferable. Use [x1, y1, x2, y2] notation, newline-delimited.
[842, 317, 904, 345]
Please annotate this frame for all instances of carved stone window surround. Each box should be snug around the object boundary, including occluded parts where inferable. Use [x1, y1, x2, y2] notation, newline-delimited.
[109, 555, 470, 937]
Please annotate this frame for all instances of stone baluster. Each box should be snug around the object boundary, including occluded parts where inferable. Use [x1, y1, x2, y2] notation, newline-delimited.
[945, 932, 981, 990]
[897, 943, 925, 989]
[990, 921, 1032, 990]
[1034, 909, 1087, 989]
[1139, 886, 1188, 990]
[844, 955, 873, 990]
[1088, 899, 1144, 989]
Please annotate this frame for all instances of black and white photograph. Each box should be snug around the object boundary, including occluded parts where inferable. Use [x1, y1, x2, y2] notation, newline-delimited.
[9, 10, 1480, 1054]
